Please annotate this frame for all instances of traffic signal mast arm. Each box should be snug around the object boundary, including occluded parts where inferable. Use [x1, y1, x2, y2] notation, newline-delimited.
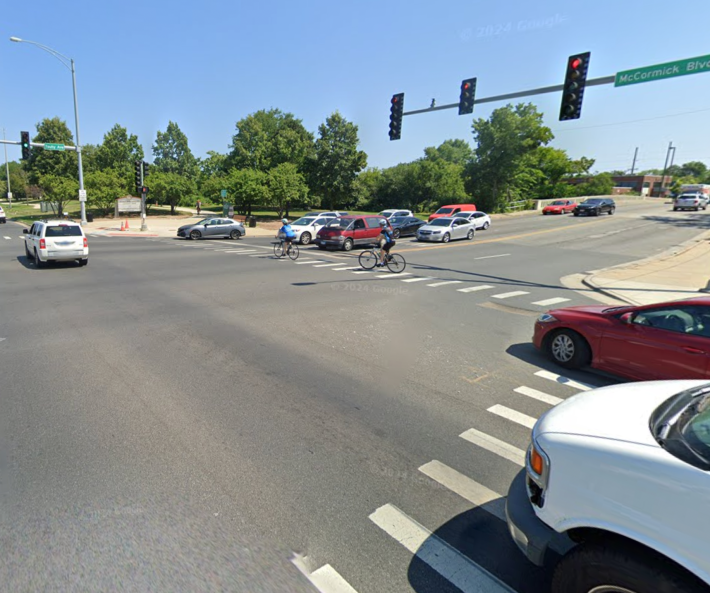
[401, 74, 615, 116]
[0, 139, 78, 151]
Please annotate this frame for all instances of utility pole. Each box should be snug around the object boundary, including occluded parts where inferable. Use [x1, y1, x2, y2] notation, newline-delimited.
[630, 147, 638, 175]
[3, 129, 11, 208]
[659, 141, 674, 197]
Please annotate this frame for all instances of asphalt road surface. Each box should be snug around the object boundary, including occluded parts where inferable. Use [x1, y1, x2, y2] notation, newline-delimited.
[0, 201, 704, 592]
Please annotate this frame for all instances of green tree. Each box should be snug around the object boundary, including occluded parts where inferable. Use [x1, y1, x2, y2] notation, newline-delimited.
[229, 109, 314, 173]
[85, 169, 126, 215]
[224, 168, 270, 216]
[152, 121, 198, 180]
[7, 161, 29, 201]
[679, 161, 707, 179]
[38, 174, 78, 217]
[416, 159, 468, 212]
[147, 171, 197, 215]
[572, 172, 614, 196]
[268, 163, 308, 218]
[569, 156, 596, 177]
[352, 168, 383, 210]
[96, 123, 144, 177]
[310, 111, 367, 210]
[466, 103, 553, 212]
[26, 118, 77, 184]
[375, 163, 422, 211]
[517, 147, 574, 200]
[423, 139, 474, 167]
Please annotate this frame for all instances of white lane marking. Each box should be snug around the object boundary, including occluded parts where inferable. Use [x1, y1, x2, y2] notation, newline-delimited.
[401, 277, 434, 283]
[376, 272, 410, 278]
[427, 280, 462, 287]
[224, 249, 258, 253]
[515, 386, 563, 406]
[313, 263, 341, 268]
[249, 254, 269, 257]
[531, 297, 570, 306]
[457, 285, 494, 293]
[294, 260, 320, 264]
[351, 271, 373, 275]
[488, 404, 536, 428]
[491, 291, 530, 299]
[459, 428, 526, 466]
[369, 504, 515, 593]
[474, 253, 510, 260]
[3, 237, 11, 240]
[335, 266, 361, 270]
[291, 556, 359, 593]
[0, 337, 5, 343]
[534, 370, 593, 391]
[419, 460, 507, 521]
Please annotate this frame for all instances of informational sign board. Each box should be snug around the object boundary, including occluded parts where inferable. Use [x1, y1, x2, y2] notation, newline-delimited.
[115, 196, 142, 215]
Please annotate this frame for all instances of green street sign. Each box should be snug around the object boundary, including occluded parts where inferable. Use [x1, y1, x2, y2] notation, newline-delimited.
[615, 54, 710, 87]
[44, 143, 65, 151]
[220, 189, 227, 198]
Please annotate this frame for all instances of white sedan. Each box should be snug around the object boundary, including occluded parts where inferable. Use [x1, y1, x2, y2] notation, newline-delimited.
[289, 215, 336, 244]
[454, 211, 491, 230]
[416, 217, 477, 243]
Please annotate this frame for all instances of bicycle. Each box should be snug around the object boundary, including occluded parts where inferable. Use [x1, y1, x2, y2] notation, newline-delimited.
[273, 238, 299, 260]
[358, 247, 406, 273]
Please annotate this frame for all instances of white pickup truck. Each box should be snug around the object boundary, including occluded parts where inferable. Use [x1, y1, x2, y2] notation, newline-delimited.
[505, 380, 710, 593]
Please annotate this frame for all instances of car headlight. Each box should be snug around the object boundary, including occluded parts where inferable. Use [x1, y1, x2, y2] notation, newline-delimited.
[537, 313, 558, 323]
[432, 230, 441, 234]
[526, 440, 550, 506]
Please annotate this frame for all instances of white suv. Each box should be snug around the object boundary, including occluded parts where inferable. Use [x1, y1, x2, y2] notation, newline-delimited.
[0, 205, 6, 223]
[23, 220, 89, 267]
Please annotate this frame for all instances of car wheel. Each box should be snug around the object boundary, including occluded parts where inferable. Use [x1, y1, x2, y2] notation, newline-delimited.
[80, 258, 88, 267]
[342, 239, 353, 251]
[393, 229, 401, 239]
[317, 244, 327, 250]
[25, 243, 32, 260]
[482, 221, 490, 230]
[551, 541, 707, 593]
[442, 233, 450, 243]
[546, 329, 590, 369]
[466, 229, 474, 240]
[230, 229, 241, 240]
[543, 211, 548, 215]
[608, 207, 615, 215]
[34, 249, 44, 268]
[300, 232, 311, 245]
[573, 212, 579, 217]
[673, 207, 679, 211]
[190, 230, 202, 240]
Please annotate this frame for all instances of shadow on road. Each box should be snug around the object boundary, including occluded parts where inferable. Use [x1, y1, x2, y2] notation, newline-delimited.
[641, 212, 710, 230]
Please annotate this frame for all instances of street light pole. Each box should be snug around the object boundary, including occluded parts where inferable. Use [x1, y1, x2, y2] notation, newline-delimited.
[10, 36, 87, 224]
[3, 128, 11, 207]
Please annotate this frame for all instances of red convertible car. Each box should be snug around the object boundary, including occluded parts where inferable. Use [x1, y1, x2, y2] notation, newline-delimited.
[533, 297, 710, 381]
[542, 200, 577, 215]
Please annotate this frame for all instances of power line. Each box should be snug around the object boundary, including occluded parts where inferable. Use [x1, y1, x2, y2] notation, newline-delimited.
[552, 107, 710, 132]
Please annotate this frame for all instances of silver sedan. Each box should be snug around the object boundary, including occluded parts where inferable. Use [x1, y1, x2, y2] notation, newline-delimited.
[416, 217, 476, 242]
[177, 217, 246, 240]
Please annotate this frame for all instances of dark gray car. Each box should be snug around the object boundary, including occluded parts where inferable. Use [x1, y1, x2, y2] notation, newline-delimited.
[177, 217, 246, 240]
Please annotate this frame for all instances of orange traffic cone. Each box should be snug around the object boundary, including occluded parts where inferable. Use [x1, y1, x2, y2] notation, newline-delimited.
[120, 221, 125, 231]
[125, 218, 130, 230]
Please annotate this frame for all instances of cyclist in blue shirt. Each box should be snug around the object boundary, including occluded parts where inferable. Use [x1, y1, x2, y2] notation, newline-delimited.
[277, 218, 297, 251]
[377, 219, 395, 266]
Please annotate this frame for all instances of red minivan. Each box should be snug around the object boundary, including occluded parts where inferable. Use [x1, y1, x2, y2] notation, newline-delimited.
[315, 215, 389, 251]
[428, 204, 477, 222]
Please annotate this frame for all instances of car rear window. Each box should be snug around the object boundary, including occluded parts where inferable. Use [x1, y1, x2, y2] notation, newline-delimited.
[45, 225, 83, 237]
[436, 207, 454, 214]
[365, 217, 383, 228]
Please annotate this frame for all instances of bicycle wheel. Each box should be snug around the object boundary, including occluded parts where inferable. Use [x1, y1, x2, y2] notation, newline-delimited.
[274, 242, 285, 258]
[358, 250, 378, 270]
[287, 243, 299, 260]
[386, 253, 406, 273]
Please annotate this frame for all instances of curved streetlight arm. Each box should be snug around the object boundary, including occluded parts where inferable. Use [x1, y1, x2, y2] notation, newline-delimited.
[10, 38, 72, 71]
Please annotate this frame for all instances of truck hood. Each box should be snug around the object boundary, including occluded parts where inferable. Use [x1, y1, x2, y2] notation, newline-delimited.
[535, 380, 710, 446]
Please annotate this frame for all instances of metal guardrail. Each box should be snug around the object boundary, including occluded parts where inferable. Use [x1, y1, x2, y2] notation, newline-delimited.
[507, 201, 528, 211]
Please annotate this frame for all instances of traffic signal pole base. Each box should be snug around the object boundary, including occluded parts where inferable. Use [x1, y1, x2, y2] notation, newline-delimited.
[140, 213, 147, 231]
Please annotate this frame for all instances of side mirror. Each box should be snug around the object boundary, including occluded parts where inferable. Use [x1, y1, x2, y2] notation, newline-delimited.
[23, 229, 29, 234]
[620, 312, 635, 324]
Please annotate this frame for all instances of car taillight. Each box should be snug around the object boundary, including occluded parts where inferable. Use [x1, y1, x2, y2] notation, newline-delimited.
[39, 239, 46, 249]
[83, 237, 88, 248]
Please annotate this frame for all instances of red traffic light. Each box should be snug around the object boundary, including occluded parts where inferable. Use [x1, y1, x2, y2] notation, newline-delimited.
[570, 57, 582, 69]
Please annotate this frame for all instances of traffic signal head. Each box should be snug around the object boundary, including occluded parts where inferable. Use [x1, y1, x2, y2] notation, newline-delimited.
[134, 160, 142, 190]
[458, 78, 477, 115]
[21, 131, 30, 160]
[559, 52, 591, 121]
[142, 161, 149, 178]
[389, 93, 404, 141]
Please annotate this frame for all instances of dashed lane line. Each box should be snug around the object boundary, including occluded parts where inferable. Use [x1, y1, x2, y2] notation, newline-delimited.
[534, 370, 593, 391]
[514, 386, 563, 406]
[487, 404, 537, 429]
[369, 504, 516, 593]
[474, 253, 510, 260]
[459, 428, 526, 466]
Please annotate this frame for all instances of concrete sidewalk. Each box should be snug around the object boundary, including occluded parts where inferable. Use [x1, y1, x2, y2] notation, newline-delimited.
[583, 230, 710, 306]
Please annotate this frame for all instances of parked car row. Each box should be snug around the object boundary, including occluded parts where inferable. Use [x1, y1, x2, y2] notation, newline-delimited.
[541, 198, 617, 217]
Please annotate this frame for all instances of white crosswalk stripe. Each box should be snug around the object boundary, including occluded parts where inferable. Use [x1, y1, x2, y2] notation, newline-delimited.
[401, 277, 433, 283]
[491, 291, 530, 299]
[427, 280, 462, 287]
[457, 285, 494, 293]
[459, 428, 526, 466]
[369, 504, 516, 593]
[294, 260, 320, 264]
[487, 404, 537, 428]
[376, 272, 410, 278]
[3, 236, 11, 240]
[291, 556, 360, 593]
[531, 297, 571, 306]
[514, 386, 563, 406]
[313, 263, 341, 268]
[534, 370, 593, 391]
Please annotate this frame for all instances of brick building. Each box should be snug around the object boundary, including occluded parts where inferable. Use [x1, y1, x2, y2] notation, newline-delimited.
[566, 174, 672, 197]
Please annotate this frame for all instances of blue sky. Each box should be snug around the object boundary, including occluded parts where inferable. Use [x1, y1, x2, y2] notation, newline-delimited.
[3, 0, 709, 174]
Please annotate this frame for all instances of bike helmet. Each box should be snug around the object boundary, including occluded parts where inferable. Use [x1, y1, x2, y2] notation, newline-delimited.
[379, 219, 388, 226]
[282, 218, 288, 224]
